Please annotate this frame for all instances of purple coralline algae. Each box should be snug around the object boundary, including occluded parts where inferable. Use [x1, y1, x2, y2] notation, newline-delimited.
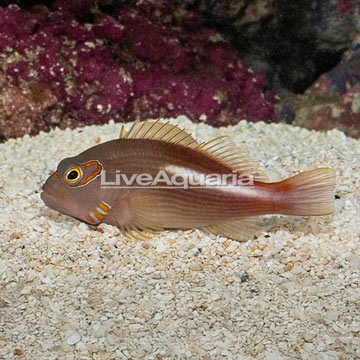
[0, 70, 57, 139]
[0, 2, 275, 139]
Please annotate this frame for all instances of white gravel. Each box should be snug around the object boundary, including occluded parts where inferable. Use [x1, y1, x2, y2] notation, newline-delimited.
[0, 116, 359, 359]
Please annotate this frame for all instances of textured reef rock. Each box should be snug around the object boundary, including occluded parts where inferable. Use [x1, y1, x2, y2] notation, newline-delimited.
[183, 0, 277, 26]
[233, 0, 360, 96]
[0, 71, 57, 139]
[1, 0, 359, 140]
[0, 2, 274, 140]
[150, 1, 358, 96]
[277, 33, 360, 138]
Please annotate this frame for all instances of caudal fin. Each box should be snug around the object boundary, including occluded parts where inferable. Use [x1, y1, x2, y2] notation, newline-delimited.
[278, 168, 335, 216]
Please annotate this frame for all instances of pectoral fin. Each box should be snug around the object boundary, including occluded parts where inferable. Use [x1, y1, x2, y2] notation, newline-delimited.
[110, 192, 164, 240]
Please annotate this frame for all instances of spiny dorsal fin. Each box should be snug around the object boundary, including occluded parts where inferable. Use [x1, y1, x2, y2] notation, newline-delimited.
[119, 123, 126, 139]
[122, 120, 268, 181]
[122, 120, 199, 149]
[202, 217, 262, 242]
[198, 136, 269, 182]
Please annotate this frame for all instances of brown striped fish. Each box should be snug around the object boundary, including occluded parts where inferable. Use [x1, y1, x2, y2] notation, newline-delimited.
[41, 121, 335, 241]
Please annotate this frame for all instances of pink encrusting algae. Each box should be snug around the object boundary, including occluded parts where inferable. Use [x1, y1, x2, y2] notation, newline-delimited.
[0, 1, 275, 140]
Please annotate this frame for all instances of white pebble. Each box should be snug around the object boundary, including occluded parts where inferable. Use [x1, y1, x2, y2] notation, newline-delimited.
[66, 331, 81, 345]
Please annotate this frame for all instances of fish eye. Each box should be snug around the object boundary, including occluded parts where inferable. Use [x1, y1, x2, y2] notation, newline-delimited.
[65, 167, 82, 183]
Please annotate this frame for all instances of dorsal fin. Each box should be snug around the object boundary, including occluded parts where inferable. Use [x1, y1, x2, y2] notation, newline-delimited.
[119, 123, 126, 139]
[121, 120, 268, 182]
[199, 136, 269, 182]
[122, 120, 199, 149]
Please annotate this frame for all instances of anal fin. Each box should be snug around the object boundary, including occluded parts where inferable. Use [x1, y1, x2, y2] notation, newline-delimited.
[120, 224, 160, 241]
[202, 217, 262, 242]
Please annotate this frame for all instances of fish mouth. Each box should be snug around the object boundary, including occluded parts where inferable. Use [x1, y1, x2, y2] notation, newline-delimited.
[40, 186, 70, 211]
[41, 183, 70, 201]
[40, 189, 57, 207]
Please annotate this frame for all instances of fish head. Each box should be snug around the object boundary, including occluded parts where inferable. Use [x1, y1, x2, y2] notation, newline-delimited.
[41, 157, 107, 224]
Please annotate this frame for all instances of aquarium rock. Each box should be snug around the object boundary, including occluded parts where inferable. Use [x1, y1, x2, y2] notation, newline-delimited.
[277, 32, 360, 138]
[0, 2, 274, 140]
[183, 0, 277, 26]
[233, 0, 360, 95]
[0, 70, 58, 139]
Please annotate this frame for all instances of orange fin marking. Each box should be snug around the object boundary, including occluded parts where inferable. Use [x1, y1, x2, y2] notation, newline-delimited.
[94, 211, 105, 221]
[85, 201, 112, 225]
[85, 213, 98, 224]
[98, 201, 111, 213]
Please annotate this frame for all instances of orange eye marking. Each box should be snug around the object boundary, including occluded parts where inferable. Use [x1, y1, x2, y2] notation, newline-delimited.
[70, 160, 103, 187]
[53, 172, 59, 179]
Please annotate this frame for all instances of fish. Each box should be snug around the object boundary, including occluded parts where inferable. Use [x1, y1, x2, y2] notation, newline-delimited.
[41, 120, 336, 241]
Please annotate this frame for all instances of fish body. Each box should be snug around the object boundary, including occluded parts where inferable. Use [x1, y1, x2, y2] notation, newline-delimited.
[41, 121, 335, 241]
